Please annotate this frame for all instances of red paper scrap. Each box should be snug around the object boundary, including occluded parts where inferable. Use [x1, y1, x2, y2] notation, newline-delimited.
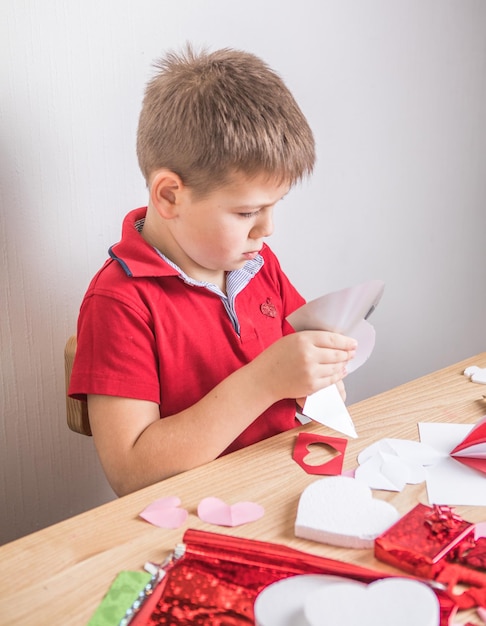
[293, 432, 347, 475]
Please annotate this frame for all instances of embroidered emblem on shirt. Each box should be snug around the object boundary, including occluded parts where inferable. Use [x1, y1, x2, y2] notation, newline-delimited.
[260, 298, 277, 318]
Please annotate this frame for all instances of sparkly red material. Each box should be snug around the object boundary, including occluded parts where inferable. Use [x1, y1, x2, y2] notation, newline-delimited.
[375, 503, 475, 579]
[458, 537, 486, 571]
[131, 528, 456, 626]
[435, 563, 486, 609]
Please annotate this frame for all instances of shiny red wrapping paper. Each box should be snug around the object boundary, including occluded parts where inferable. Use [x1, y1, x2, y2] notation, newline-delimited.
[375, 503, 475, 579]
[131, 528, 456, 626]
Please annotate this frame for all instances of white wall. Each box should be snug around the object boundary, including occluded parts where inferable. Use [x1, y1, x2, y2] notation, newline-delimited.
[1, 0, 485, 545]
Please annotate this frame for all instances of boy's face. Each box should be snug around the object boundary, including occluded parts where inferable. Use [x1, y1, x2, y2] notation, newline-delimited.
[166, 172, 289, 286]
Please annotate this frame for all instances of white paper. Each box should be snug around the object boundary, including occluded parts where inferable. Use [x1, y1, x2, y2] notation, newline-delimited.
[287, 280, 385, 437]
[355, 439, 442, 491]
[418, 422, 486, 506]
[355, 452, 410, 491]
[303, 384, 357, 439]
[287, 279, 385, 336]
[357, 438, 443, 467]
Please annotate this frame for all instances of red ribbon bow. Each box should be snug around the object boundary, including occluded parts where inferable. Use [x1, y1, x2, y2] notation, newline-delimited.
[424, 505, 463, 540]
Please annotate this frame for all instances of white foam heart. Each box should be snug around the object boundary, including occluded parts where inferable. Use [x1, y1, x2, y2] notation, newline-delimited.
[295, 476, 399, 548]
[304, 577, 439, 626]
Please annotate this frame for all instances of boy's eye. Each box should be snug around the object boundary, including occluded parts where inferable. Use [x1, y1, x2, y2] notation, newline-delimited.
[239, 209, 262, 218]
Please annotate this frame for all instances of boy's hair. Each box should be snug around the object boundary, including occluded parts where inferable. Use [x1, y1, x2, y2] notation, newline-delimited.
[136, 45, 315, 196]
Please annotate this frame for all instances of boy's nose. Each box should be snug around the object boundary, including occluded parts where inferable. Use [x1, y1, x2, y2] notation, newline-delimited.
[251, 211, 274, 239]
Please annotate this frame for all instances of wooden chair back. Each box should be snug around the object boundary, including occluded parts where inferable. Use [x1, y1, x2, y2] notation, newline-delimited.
[64, 335, 92, 436]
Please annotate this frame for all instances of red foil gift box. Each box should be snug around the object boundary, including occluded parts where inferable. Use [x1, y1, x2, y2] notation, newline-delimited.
[375, 503, 475, 578]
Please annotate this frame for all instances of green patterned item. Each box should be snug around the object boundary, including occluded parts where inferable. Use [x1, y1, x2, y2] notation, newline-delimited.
[87, 570, 152, 626]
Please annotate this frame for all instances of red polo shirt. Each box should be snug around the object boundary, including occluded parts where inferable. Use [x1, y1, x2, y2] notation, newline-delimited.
[69, 207, 305, 454]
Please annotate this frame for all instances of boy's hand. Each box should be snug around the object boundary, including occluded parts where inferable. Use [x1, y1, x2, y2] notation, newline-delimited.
[252, 330, 356, 403]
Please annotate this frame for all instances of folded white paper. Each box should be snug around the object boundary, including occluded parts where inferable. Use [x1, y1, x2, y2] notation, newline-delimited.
[355, 438, 443, 491]
[287, 280, 385, 437]
[303, 384, 358, 438]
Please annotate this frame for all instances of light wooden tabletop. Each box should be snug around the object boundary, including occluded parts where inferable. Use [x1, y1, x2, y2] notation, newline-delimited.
[1, 353, 485, 625]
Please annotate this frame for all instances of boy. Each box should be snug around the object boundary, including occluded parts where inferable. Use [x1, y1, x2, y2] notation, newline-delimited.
[69, 46, 357, 496]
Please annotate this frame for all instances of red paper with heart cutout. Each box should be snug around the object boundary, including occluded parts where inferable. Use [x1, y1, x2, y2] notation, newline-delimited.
[293, 432, 347, 475]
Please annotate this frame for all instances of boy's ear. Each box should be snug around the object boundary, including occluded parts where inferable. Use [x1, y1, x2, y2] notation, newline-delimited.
[149, 169, 184, 218]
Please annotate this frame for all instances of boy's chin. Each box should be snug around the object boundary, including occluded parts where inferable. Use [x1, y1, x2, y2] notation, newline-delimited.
[223, 259, 247, 271]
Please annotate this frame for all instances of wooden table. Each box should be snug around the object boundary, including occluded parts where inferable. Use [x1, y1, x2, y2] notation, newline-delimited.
[1, 354, 485, 625]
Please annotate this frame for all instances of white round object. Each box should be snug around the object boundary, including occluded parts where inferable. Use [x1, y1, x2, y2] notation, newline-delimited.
[254, 574, 361, 626]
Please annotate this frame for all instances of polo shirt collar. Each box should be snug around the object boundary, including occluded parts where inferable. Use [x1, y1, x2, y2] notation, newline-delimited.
[108, 207, 180, 278]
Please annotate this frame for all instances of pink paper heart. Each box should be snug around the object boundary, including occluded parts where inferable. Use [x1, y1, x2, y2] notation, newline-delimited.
[197, 496, 264, 527]
[139, 496, 188, 529]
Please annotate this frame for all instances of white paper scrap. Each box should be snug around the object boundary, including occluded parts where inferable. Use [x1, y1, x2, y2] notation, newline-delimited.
[302, 384, 358, 438]
[355, 438, 443, 492]
[355, 452, 409, 491]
